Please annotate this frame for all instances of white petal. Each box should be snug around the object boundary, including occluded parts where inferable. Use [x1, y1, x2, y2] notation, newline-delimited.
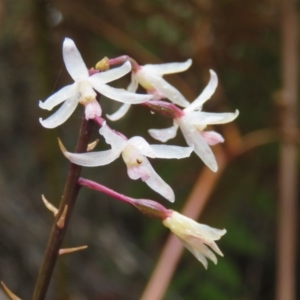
[143, 59, 192, 75]
[193, 110, 239, 125]
[89, 61, 131, 84]
[179, 237, 210, 268]
[99, 122, 127, 148]
[143, 158, 175, 202]
[185, 70, 218, 112]
[127, 74, 139, 92]
[89, 81, 153, 104]
[39, 83, 77, 110]
[106, 103, 131, 121]
[39, 94, 79, 128]
[63, 148, 122, 166]
[63, 38, 89, 81]
[148, 75, 190, 107]
[149, 144, 194, 159]
[186, 236, 218, 264]
[177, 117, 218, 172]
[127, 136, 156, 157]
[148, 124, 179, 142]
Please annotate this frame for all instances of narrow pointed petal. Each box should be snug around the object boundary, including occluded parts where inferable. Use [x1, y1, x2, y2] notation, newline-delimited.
[201, 131, 224, 146]
[148, 75, 190, 107]
[90, 61, 131, 84]
[39, 83, 77, 110]
[63, 38, 88, 80]
[185, 70, 218, 112]
[127, 74, 139, 92]
[106, 103, 131, 121]
[62, 148, 122, 166]
[192, 110, 239, 125]
[179, 237, 209, 268]
[89, 81, 153, 104]
[142, 159, 175, 202]
[39, 95, 79, 128]
[143, 59, 192, 75]
[150, 144, 193, 159]
[177, 117, 218, 172]
[148, 124, 179, 142]
[99, 122, 127, 148]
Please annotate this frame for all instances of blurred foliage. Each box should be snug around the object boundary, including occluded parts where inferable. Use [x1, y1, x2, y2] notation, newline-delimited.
[0, 0, 298, 299]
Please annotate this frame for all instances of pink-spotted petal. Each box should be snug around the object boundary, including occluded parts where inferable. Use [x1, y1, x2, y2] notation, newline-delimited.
[39, 83, 77, 110]
[148, 124, 179, 142]
[185, 70, 218, 112]
[63, 38, 88, 81]
[39, 94, 79, 128]
[90, 61, 131, 84]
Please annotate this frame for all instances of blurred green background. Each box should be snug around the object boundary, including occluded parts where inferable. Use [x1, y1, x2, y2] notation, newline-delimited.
[0, 0, 298, 299]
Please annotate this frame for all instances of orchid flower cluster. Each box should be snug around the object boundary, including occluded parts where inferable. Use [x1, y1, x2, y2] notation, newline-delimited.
[39, 38, 239, 268]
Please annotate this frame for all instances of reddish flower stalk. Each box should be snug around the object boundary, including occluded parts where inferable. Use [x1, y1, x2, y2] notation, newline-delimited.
[78, 177, 172, 219]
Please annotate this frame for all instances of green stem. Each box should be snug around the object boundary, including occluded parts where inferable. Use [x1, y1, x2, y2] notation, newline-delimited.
[32, 116, 94, 300]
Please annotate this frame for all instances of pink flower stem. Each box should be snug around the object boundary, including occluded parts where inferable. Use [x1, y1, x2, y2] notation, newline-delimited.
[93, 116, 105, 127]
[109, 55, 140, 71]
[142, 100, 184, 119]
[78, 177, 171, 219]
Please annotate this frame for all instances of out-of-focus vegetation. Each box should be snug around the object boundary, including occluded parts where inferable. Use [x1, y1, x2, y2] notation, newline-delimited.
[0, 0, 298, 299]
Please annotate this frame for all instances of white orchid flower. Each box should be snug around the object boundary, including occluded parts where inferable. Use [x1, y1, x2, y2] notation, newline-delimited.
[106, 59, 192, 121]
[39, 38, 152, 128]
[163, 210, 226, 269]
[149, 70, 239, 172]
[59, 122, 193, 202]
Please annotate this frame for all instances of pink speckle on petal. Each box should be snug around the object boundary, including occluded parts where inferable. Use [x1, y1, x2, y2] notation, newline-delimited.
[84, 101, 102, 120]
[201, 131, 224, 146]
